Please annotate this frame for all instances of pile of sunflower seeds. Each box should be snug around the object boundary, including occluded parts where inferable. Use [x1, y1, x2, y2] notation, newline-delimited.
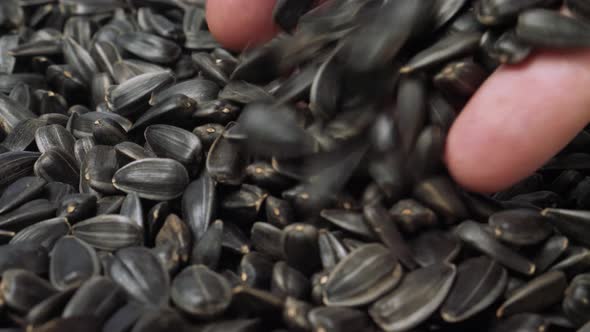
[3, 0, 590, 331]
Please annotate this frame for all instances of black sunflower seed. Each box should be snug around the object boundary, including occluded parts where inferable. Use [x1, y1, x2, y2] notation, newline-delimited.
[413, 176, 470, 223]
[0, 242, 48, 275]
[26, 287, 77, 327]
[324, 243, 402, 307]
[455, 220, 536, 275]
[238, 251, 274, 289]
[0, 199, 56, 232]
[206, 123, 247, 185]
[0, 176, 46, 215]
[282, 223, 321, 276]
[191, 219, 223, 269]
[154, 213, 192, 274]
[251, 222, 284, 261]
[370, 262, 456, 332]
[533, 235, 569, 274]
[117, 32, 181, 64]
[106, 71, 175, 118]
[364, 205, 417, 269]
[563, 273, 590, 326]
[542, 208, 590, 247]
[410, 230, 461, 267]
[92, 118, 127, 146]
[390, 199, 438, 234]
[1, 268, 56, 313]
[61, 276, 126, 323]
[182, 170, 216, 242]
[171, 265, 232, 318]
[441, 256, 507, 322]
[113, 158, 189, 201]
[516, 9, 590, 48]
[491, 313, 548, 332]
[71, 214, 142, 251]
[144, 124, 202, 168]
[82, 145, 118, 194]
[49, 236, 100, 291]
[309, 306, 371, 332]
[489, 209, 553, 246]
[497, 270, 567, 317]
[2, 118, 45, 153]
[318, 230, 348, 270]
[57, 194, 96, 225]
[97, 195, 125, 215]
[10, 216, 70, 250]
[108, 246, 170, 307]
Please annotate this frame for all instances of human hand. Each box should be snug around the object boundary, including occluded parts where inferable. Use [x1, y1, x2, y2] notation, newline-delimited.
[206, 0, 590, 193]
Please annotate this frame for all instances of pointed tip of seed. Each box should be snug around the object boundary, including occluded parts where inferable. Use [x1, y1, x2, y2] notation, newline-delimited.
[496, 306, 504, 318]
[529, 264, 536, 275]
[440, 311, 458, 323]
[540, 208, 551, 217]
[399, 66, 412, 74]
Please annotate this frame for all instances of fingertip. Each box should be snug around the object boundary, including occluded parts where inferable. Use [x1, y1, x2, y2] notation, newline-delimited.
[206, 0, 279, 51]
[446, 50, 590, 193]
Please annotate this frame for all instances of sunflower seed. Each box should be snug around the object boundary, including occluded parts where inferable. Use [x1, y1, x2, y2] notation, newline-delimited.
[72, 214, 142, 251]
[49, 236, 100, 291]
[113, 158, 189, 201]
[370, 262, 456, 332]
[108, 246, 170, 307]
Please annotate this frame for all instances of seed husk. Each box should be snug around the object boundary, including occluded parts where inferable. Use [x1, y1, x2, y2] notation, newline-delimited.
[533, 235, 569, 274]
[271, 261, 311, 300]
[0, 199, 56, 232]
[319, 209, 374, 240]
[491, 313, 548, 332]
[35, 124, 76, 160]
[324, 243, 402, 307]
[191, 219, 223, 269]
[113, 158, 189, 201]
[455, 220, 536, 275]
[264, 196, 295, 229]
[364, 205, 417, 269]
[62, 276, 126, 323]
[106, 71, 175, 118]
[108, 246, 170, 307]
[71, 214, 142, 251]
[390, 199, 438, 234]
[10, 217, 70, 250]
[0, 176, 46, 215]
[309, 306, 371, 332]
[410, 230, 461, 267]
[489, 209, 553, 246]
[2, 119, 45, 152]
[82, 145, 118, 194]
[1, 268, 57, 313]
[282, 223, 321, 276]
[441, 256, 507, 322]
[370, 262, 456, 332]
[144, 124, 202, 168]
[117, 32, 181, 64]
[0, 242, 48, 275]
[182, 170, 216, 242]
[49, 236, 100, 291]
[542, 208, 590, 247]
[155, 213, 192, 272]
[150, 78, 220, 106]
[516, 9, 590, 48]
[563, 273, 590, 326]
[171, 265, 232, 318]
[251, 222, 284, 261]
[27, 287, 77, 327]
[497, 270, 567, 317]
[318, 230, 349, 270]
[206, 122, 247, 185]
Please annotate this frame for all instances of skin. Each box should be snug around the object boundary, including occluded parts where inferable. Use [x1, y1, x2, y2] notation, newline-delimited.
[206, 0, 590, 193]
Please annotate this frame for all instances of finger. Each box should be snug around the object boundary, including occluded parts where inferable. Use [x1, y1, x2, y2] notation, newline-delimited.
[206, 0, 279, 51]
[445, 49, 590, 193]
